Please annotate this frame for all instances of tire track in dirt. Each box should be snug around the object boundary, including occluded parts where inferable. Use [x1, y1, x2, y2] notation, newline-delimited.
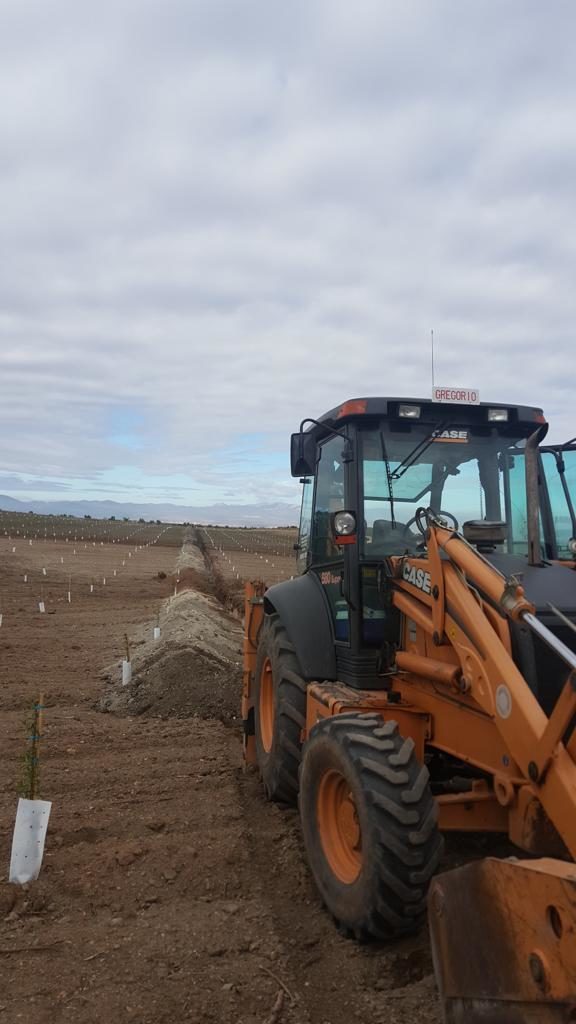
[234, 765, 441, 1024]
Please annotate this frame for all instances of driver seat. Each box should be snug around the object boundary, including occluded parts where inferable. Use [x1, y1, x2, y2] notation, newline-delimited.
[371, 519, 404, 550]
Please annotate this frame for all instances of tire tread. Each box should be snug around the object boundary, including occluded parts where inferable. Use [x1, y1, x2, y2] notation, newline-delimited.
[299, 714, 443, 940]
[254, 614, 307, 804]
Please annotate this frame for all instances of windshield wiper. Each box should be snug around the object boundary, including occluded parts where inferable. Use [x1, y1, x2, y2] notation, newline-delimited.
[379, 430, 396, 529]
[390, 421, 451, 481]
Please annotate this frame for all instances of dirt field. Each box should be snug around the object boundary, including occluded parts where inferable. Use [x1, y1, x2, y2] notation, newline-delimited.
[200, 527, 297, 587]
[0, 524, 441, 1024]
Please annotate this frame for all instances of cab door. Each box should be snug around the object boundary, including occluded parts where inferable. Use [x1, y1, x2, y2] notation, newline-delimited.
[313, 435, 348, 639]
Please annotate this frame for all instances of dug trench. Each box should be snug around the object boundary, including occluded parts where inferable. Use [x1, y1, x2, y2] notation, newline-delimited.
[0, 532, 441, 1024]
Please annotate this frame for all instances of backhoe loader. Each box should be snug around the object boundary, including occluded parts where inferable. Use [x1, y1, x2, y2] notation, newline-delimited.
[241, 397, 576, 1023]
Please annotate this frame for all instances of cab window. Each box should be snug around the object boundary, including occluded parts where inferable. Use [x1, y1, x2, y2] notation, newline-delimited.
[312, 435, 345, 563]
[541, 449, 576, 558]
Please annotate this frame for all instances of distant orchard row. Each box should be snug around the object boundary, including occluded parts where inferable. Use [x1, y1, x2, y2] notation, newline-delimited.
[0, 511, 185, 548]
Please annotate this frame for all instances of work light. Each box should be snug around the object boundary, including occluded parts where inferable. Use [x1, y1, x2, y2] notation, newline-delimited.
[399, 404, 421, 419]
[333, 511, 356, 536]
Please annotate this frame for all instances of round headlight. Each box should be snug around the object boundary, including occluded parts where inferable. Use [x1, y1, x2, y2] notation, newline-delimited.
[568, 538, 576, 556]
[333, 511, 356, 536]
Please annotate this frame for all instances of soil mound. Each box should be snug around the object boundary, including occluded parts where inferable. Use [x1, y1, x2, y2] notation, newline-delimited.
[100, 540, 243, 722]
[113, 642, 241, 720]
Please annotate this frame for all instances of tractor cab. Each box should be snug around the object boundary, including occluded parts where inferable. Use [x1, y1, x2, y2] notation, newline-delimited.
[282, 397, 576, 688]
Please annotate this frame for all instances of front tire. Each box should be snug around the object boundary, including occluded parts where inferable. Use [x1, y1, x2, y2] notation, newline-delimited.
[254, 613, 307, 804]
[299, 712, 443, 939]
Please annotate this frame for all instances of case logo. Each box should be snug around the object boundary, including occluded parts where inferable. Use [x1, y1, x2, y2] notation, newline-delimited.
[402, 563, 432, 594]
[432, 429, 469, 443]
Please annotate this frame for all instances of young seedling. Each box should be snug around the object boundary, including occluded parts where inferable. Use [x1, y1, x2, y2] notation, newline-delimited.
[9, 695, 52, 884]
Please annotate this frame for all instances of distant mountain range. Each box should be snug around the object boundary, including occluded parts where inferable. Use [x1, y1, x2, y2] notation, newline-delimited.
[0, 494, 299, 528]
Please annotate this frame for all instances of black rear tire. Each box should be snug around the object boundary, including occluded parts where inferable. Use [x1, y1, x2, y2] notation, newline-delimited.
[299, 712, 443, 939]
[254, 613, 307, 804]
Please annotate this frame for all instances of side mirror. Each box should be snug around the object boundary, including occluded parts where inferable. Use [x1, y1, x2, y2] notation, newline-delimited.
[290, 432, 316, 477]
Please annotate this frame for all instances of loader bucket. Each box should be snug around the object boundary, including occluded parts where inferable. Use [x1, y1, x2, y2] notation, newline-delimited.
[428, 857, 576, 1023]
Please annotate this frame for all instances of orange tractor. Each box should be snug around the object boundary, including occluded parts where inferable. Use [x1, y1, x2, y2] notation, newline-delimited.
[242, 398, 576, 1022]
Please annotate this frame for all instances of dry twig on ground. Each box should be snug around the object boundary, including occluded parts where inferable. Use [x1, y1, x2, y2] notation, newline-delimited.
[262, 989, 284, 1024]
[259, 965, 296, 1005]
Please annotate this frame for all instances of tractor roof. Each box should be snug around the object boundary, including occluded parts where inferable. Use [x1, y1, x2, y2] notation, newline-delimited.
[309, 397, 546, 436]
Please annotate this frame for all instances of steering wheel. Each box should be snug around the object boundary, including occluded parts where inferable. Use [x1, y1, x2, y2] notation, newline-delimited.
[402, 508, 459, 539]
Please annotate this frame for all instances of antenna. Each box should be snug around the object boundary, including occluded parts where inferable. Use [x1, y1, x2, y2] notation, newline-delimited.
[431, 329, 435, 389]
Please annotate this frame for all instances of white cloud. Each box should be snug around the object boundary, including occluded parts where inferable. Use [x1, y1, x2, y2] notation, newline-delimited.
[0, 0, 575, 507]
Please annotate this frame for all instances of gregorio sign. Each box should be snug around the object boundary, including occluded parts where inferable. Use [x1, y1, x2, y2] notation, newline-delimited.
[432, 387, 480, 405]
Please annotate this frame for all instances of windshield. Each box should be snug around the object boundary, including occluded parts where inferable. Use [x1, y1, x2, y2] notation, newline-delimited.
[540, 445, 576, 559]
[362, 422, 535, 557]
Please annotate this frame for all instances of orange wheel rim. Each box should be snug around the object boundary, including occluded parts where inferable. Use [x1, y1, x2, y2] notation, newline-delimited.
[317, 768, 362, 883]
[259, 657, 274, 752]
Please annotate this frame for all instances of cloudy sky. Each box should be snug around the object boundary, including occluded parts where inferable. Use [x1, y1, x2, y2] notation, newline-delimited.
[1, 0, 575, 510]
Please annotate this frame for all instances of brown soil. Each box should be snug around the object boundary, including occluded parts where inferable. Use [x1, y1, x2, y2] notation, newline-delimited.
[0, 532, 441, 1024]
